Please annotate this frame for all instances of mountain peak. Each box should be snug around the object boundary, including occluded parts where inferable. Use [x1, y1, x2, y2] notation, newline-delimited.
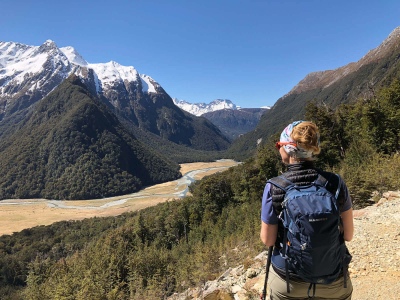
[44, 39, 56, 45]
[90, 61, 139, 82]
[60, 46, 88, 66]
[0, 40, 162, 117]
[0, 76, 181, 200]
[38, 40, 58, 52]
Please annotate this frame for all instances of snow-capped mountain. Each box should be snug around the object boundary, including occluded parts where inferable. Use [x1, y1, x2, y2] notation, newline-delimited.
[173, 98, 238, 116]
[172, 98, 270, 140]
[0, 40, 160, 119]
[0, 40, 231, 152]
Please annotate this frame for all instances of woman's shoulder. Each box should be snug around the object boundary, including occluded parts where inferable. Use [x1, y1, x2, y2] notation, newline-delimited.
[317, 169, 338, 180]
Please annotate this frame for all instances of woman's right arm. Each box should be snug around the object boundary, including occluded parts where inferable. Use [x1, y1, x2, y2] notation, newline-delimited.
[260, 221, 278, 246]
[260, 183, 279, 246]
[339, 178, 354, 242]
[341, 208, 354, 241]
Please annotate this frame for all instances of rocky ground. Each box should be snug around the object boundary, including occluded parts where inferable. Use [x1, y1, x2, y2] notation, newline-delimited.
[348, 191, 400, 300]
[169, 191, 400, 300]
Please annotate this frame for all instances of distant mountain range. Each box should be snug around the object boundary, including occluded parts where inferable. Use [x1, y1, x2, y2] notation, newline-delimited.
[227, 26, 400, 159]
[201, 108, 269, 140]
[173, 98, 270, 140]
[172, 98, 238, 116]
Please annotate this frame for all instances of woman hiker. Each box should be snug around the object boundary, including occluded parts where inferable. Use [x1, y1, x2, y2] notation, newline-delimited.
[260, 120, 354, 299]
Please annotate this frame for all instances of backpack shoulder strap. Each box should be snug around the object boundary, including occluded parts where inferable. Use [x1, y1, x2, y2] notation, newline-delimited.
[314, 174, 328, 187]
[314, 173, 342, 199]
[333, 174, 342, 199]
[267, 175, 295, 192]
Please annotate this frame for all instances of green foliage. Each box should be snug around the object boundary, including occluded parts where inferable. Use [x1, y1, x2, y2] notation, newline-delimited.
[0, 152, 269, 299]
[303, 80, 400, 207]
[304, 101, 345, 169]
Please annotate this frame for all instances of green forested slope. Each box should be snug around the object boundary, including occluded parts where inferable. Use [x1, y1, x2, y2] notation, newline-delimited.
[0, 76, 181, 200]
[120, 116, 229, 164]
[102, 87, 232, 153]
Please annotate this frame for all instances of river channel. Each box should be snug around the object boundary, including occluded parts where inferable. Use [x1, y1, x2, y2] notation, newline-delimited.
[0, 159, 239, 235]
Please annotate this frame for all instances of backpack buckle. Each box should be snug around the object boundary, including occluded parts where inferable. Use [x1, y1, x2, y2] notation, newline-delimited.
[300, 243, 307, 250]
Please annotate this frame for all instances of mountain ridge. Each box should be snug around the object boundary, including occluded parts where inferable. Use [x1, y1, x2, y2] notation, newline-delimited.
[0, 39, 231, 153]
[173, 98, 238, 116]
[173, 98, 271, 116]
[227, 25, 400, 159]
[202, 108, 268, 140]
[285, 26, 400, 97]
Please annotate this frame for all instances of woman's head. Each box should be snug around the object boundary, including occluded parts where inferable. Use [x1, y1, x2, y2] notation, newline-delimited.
[278, 120, 320, 161]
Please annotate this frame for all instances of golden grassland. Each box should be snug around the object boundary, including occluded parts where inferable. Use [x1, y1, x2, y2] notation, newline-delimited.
[0, 160, 239, 236]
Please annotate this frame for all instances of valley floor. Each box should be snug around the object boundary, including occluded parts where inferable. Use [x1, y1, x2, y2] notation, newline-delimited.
[0, 159, 239, 236]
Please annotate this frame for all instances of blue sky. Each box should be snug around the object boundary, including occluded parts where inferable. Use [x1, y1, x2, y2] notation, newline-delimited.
[2, 1, 400, 108]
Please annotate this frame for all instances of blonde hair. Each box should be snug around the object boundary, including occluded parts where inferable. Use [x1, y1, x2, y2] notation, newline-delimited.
[290, 121, 321, 155]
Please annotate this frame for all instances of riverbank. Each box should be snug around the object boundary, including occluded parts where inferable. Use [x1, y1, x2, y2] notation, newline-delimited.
[0, 160, 239, 236]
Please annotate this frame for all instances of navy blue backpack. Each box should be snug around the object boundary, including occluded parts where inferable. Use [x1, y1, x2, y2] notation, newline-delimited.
[267, 174, 351, 298]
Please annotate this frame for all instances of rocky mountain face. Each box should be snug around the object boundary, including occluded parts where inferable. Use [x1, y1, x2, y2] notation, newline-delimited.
[202, 108, 268, 140]
[0, 40, 160, 121]
[168, 191, 400, 300]
[0, 40, 230, 152]
[228, 26, 400, 159]
[0, 41, 72, 118]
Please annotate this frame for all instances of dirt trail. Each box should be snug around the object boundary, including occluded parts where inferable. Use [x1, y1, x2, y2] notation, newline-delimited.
[348, 192, 400, 300]
[0, 160, 239, 236]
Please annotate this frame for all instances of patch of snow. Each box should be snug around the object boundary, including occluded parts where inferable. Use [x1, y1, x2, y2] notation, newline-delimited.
[89, 61, 139, 84]
[140, 74, 157, 93]
[60, 46, 88, 66]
